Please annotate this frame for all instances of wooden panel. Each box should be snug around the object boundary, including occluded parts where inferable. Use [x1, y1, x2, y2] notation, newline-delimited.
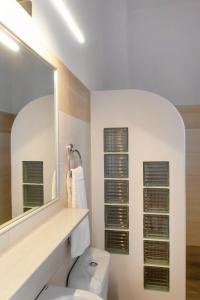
[57, 62, 90, 122]
[0, 111, 15, 133]
[186, 196, 200, 221]
[0, 111, 14, 225]
[177, 106, 200, 299]
[186, 129, 200, 153]
[187, 280, 200, 300]
[177, 105, 200, 129]
[187, 222, 200, 246]
[187, 246, 200, 281]
[0, 133, 12, 225]
[17, 1, 32, 16]
[186, 153, 200, 176]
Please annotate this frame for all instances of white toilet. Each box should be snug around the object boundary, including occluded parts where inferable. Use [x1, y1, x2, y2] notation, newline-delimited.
[37, 248, 110, 300]
[68, 248, 110, 300]
[37, 286, 103, 300]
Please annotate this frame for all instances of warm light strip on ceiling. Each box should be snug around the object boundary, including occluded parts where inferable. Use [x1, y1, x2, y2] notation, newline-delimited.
[0, 31, 20, 52]
[51, 0, 85, 44]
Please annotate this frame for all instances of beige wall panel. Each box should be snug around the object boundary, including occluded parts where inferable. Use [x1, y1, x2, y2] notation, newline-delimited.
[187, 222, 200, 246]
[0, 111, 15, 133]
[177, 105, 200, 129]
[186, 129, 200, 153]
[186, 153, 200, 176]
[186, 198, 200, 222]
[186, 175, 200, 194]
[0, 114, 13, 225]
[57, 63, 90, 122]
[17, 1, 32, 16]
[177, 105, 200, 249]
[186, 246, 200, 279]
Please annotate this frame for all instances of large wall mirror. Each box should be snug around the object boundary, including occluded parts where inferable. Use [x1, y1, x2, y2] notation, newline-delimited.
[0, 24, 57, 228]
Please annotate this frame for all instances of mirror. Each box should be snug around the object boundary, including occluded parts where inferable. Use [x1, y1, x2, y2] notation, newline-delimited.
[0, 25, 56, 228]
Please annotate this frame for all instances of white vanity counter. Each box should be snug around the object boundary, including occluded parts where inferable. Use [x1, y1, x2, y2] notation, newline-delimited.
[0, 208, 88, 300]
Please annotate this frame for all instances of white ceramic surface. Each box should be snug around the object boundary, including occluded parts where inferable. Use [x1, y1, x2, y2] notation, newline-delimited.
[68, 248, 110, 300]
[37, 286, 103, 300]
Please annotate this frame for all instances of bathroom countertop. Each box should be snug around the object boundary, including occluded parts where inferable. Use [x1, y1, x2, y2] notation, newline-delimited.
[0, 208, 88, 300]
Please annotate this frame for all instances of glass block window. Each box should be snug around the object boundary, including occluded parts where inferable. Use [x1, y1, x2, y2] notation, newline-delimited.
[105, 230, 129, 254]
[144, 266, 169, 291]
[104, 128, 129, 255]
[105, 180, 129, 204]
[144, 188, 169, 213]
[104, 154, 128, 178]
[23, 185, 44, 207]
[144, 215, 169, 239]
[143, 161, 170, 292]
[144, 241, 169, 265]
[104, 128, 128, 152]
[143, 162, 169, 187]
[22, 161, 44, 211]
[23, 161, 43, 184]
[105, 206, 129, 229]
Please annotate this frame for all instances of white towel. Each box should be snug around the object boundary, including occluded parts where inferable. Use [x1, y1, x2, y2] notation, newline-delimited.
[51, 170, 56, 200]
[66, 170, 72, 208]
[70, 166, 90, 258]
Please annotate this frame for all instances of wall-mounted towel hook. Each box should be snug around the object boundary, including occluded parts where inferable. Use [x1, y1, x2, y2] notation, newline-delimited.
[66, 144, 82, 172]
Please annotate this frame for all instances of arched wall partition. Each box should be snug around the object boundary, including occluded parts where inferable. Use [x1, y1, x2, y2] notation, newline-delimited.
[91, 90, 186, 300]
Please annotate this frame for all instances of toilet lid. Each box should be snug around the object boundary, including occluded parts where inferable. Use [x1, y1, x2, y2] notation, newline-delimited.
[37, 286, 103, 300]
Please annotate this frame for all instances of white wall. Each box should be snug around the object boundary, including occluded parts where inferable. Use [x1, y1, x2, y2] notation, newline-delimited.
[11, 95, 55, 218]
[91, 90, 185, 300]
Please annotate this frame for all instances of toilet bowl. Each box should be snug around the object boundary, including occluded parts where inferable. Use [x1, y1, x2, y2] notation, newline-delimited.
[68, 248, 110, 300]
[37, 286, 103, 300]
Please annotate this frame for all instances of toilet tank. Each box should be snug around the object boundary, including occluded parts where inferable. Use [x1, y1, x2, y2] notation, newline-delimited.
[68, 248, 110, 300]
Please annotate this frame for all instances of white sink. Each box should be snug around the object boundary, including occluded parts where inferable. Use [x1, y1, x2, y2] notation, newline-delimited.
[37, 286, 104, 300]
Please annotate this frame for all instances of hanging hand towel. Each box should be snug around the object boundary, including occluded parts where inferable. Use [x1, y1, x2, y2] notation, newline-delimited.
[71, 166, 90, 258]
[66, 170, 72, 208]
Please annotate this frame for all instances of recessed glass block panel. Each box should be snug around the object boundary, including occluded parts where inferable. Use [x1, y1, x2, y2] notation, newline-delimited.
[23, 161, 43, 184]
[104, 128, 128, 152]
[104, 154, 128, 178]
[105, 230, 129, 254]
[144, 266, 169, 291]
[144, 215, 169, 239]
[105, 206, 129, 229]
[23, 184, 44, 207]
[105, 180, 129, 204]
[144, 188, 169, 213]
[143, 162, 169, 187]
[144, 241, 169, 265]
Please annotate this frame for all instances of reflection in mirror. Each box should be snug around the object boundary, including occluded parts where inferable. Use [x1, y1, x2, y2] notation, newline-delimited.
[0, 25, 56, 227]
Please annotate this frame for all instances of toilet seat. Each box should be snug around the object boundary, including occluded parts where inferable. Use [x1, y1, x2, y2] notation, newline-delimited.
[37, 286, 104, 300]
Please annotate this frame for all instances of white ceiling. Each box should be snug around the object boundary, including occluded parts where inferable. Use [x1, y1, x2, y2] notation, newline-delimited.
[127, 0, 196, 10]
[31, 0, 200, 105]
